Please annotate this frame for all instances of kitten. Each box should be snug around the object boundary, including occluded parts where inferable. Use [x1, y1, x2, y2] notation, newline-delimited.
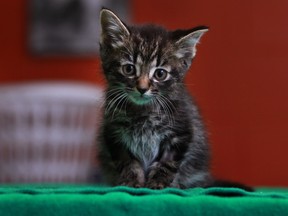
[97, 8, 247, 190]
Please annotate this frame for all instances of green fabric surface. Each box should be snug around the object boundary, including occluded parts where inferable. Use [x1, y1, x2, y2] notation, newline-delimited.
[0, 185, 288, 216]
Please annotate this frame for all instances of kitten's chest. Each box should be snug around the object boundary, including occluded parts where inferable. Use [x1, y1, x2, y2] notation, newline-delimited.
[117, 115, 165, 168]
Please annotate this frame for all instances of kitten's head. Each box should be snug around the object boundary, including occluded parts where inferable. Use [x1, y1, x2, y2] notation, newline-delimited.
[99, 9, 208, 106]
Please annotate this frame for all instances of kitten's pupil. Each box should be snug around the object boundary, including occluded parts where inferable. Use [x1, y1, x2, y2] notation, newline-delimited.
[122, 64, 136, 76]
[154, 69, 168, 81]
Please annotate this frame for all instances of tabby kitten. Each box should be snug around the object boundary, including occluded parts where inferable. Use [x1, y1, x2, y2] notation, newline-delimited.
[98, 8, 212, 189]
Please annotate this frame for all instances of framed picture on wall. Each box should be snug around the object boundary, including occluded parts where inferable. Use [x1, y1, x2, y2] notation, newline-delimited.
[29, 0, 130, 56]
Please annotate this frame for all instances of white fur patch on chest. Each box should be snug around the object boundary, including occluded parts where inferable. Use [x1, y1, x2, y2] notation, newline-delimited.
[118, 122, 162, 170]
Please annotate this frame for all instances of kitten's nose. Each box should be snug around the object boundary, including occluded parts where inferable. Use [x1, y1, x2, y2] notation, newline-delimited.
[136, 87, 148, 95]
[136, 75, 150, 95]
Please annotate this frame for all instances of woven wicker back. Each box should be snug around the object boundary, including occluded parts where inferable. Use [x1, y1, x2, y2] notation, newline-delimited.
[0, 83, 103, 183]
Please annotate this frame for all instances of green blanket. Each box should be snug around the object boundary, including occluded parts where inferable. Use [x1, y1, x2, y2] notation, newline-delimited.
[0, 185, 288, 216]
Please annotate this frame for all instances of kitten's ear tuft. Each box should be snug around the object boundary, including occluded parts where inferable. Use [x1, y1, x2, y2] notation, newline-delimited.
[100, 9, 130, 48]
[173, 26, 208, 59]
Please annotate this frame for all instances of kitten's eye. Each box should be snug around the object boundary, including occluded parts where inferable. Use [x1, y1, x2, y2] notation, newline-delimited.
[122, 64, 136, 77]
[154, 68, 168, 81]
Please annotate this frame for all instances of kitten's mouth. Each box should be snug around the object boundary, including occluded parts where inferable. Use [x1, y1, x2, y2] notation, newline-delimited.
[129, 92, 151, 105]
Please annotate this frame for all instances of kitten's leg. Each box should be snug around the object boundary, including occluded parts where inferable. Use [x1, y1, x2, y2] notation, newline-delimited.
[170, 164, 213, 189]
[98, 141, 145, 187]
[145, 140, 212, 189]
[117, 160, 145, 188]
[146, 161, 178, 189]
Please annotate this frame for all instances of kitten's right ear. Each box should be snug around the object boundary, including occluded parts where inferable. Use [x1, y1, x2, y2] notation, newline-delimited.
[100, 9, 130, 48]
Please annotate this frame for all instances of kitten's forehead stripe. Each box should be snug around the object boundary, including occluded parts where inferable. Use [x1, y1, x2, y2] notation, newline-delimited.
[160, 59, 168, 67]
[136, 55, 144, 77]
[148, 41, 159, 63]
[156, 50, 162, 67]
[137, 55, 143, 65]
[151, 58, 157, 68]
[130, 33, 164, 65]
[133, 52, 138, 64]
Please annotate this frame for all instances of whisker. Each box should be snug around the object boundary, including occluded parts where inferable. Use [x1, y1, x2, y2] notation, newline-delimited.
[106, 90, 124, 101]
[155, 97, 171, 126]
[111, 93, 128, 119]
[105, 91, 126, 115]
[158, 94, 177, 112]
[151, 98, 159, 114]
[154, 95, 175, 126]
[100, 88, 124, 108]
[120, 96, 129, 117]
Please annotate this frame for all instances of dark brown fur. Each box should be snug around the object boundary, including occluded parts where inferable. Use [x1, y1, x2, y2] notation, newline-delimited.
[97, 9, 252, 191]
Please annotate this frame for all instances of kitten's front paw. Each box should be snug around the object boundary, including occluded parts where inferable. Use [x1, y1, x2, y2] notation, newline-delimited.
[146, 162, 177, 189]
[117, 160, 145, 188]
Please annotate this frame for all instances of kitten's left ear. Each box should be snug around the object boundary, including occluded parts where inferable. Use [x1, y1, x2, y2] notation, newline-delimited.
[173, 27, 208, 59]
[100, 8, 130, 48]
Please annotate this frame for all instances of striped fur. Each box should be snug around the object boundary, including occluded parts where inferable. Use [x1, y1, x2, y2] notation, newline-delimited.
[97, 9, 211, 189]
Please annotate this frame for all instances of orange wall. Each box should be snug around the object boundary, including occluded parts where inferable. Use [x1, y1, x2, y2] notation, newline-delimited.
[1, 0, 288, 186]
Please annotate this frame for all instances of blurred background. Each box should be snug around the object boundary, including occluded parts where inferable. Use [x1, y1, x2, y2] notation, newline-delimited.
[0, 0, 288, 187]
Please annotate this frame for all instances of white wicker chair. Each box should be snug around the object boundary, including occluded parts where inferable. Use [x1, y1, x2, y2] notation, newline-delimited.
[0, 82, 103, 183]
